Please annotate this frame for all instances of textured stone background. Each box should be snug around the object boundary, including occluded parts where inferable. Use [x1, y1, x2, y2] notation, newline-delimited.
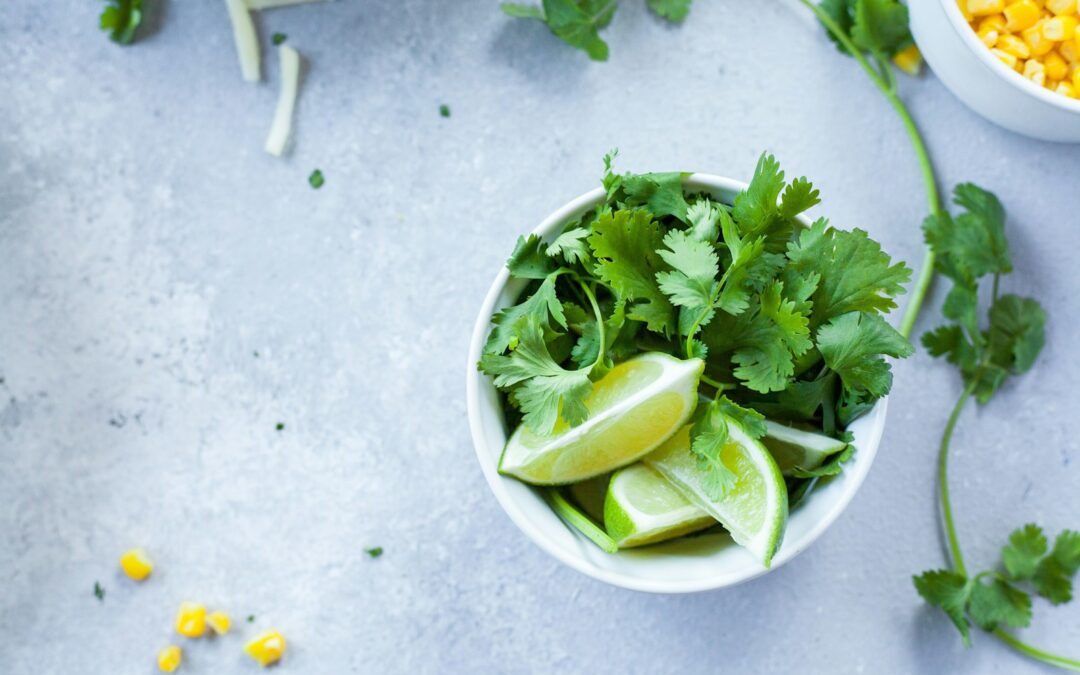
[2, 1, 1079, 673]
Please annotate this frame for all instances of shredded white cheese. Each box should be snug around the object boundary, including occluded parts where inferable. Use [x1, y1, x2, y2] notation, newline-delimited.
[246, 0, 325, 9]
[225, 0, 261, 82]
[265, 45, 301, 156]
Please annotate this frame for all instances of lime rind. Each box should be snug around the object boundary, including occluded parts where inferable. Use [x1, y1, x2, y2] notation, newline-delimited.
[763, 421, 848, 476]
[603, 464, 713, 548]
[644, 422, 788, 567]
[498, 354, 704, 485]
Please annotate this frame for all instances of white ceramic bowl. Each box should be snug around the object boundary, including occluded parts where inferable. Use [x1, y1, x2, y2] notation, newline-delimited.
[911, 0, 1080, 142]
[466, 174, 889, 593]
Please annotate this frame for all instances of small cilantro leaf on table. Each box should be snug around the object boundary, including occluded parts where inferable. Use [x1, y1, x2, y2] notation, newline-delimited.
[100, 0, 142, 45]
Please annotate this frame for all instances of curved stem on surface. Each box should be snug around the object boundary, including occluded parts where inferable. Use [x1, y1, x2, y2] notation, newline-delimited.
[992, 630, 1080, 672]
[939, 382, 975, 577]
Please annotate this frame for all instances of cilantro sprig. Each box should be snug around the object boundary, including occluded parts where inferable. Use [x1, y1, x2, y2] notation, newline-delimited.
[500, 0, 692, 61]
[99, 0, 143, 45]
[802, 4, 1078, 668]
[479, 152, 911, 499]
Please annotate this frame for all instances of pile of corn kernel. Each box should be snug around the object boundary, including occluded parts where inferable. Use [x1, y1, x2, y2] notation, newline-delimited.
[117, 548, 287, 671]
[961, 0, 1080, 99]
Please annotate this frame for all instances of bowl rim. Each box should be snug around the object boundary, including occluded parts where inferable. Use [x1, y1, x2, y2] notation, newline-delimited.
[939, 0, 1080, 115]
[465, 173, 889, 593]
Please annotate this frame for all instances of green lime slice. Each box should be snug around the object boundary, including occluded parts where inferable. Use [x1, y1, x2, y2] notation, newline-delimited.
[604, 463, 714, 548]
[499, 353, 703, 485]
[644, 421, 788, 567]
[762, 421, 848, 476]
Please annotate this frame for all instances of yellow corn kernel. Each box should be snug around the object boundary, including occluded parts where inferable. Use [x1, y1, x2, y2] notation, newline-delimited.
[979, 13, 1008, 31]
[1045, 50, 1070, 77]
[979, 27, 1001, 47]
[1024, 21, 1058, 54]
[999, 32, 1034, 56]
[1057, 81, 1076, 95]
[1005, 0, 1042, 30]
[992, 47, 1021, 67]
[175, 602, 207, 638]
[1023, 58, 1048, 83]
[244, 630, 286, 667]
[1074, 66, 1080, 87]
[970, 0, 1006, 15]
[959, 0, 975, 21]
[1044, 15, 1079, 39]
[1061, 36, 1078, 60]
[1075, 24, 1080, 53]
[207, 610, 231, 635]
[157, 645, 182, 673]
[119, 548, 153, 581]
[1046, 0, 1077, 14]
[893, 44, 924, 75]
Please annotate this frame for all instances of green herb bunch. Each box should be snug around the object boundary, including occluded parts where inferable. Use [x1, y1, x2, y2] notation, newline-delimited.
[479, 152, 913, 495]
[500, 0, 693, 61]
[804, 0, 1079, 669]
[100, 0, 143, 45]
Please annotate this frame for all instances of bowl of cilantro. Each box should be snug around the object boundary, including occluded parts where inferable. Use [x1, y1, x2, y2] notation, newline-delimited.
[466, 153, 913, 592]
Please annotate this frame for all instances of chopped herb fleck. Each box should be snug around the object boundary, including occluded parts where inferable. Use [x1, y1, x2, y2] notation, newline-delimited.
[439, 104, 451, 118]
[94, 582, 105, 601]
[309, 169, 324, 189]
[247, 615, 255, 623]
[272, 32, 287, 45]
[275, 422, 285, 431]
[365, 546, 384, 558]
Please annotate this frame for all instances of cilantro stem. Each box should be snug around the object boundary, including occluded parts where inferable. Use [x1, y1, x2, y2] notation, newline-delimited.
[577, 278, 607, 370]
[939, 381, 975, 576]
[700, 374, 733, 391]
[797, 0, 941, 340]
[992, 630, 1080, 672]
[545, 488, 618, 553]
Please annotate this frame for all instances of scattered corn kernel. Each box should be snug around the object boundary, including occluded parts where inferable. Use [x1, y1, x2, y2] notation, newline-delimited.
[1043, 16, 1079, 40]
[119, 548, 154, 581]
[960, 0, 1080, 99]
[893, 44, 924, 75]
[175, 602, 207, 638]
[158, 645, 182, 673]
[244, 630, 286, 667]
[207, 610, 231, 635]
[1046, 0, 1077, 14]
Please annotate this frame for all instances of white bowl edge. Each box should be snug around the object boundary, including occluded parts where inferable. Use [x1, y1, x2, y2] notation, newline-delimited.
[465, 174, 890, 593]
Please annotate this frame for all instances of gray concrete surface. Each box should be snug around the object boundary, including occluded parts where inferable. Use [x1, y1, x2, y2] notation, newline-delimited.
[2, 1, 1079, 673]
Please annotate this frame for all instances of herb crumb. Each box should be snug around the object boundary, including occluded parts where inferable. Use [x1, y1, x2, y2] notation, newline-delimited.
[275, 423, 285, 431]
[93, 581, 105, 602]
[272, 32, 287, 45]
[439, 104, 450, 118]
[247, 615, 255, 623]
[308, 169, 324, 189]
[365, 546, 383, 558]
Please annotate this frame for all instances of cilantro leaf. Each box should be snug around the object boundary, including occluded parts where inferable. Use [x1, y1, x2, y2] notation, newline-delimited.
[272, 33, 288, 46]
[656, 229, 720, 311]
[785, 219, 912, 324]
[923, 183, 1012, 285]
[502, 0, 614, 61]
[546, 228, 592, 265]
[779, 176, 821, 220]
[100, 0, 142, 45]
[647, 0, 692, 21]
[1001, 524, 1048, 581]
[913, 569, 972, 646]
[589, 209, 675, 335]
[618, 173, 691, 222]
[817, 311, 913, 398]
[986, 294, 1046, 376]
[733, 153, 786, 240]
[791, 444, 853, 478]
[689, 397, 764, 500]
[968, 578, 1032, 631]
[686, 198, 722, 242]
[479, 317, 593, 434]
[484, 274, 568, 354]
[850, 0, 911, 56]
[508, 234, 559, 279]
[1033, 530, 1080, 605]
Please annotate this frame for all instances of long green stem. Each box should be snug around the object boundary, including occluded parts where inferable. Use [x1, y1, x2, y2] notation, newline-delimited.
[939, 382, 975, 576]
[993, 630, 1080, 672]
[797, 0, 940, 339]
[545, 489, 618, 553]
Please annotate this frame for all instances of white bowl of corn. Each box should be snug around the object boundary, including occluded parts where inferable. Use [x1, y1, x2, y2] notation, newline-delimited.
[911, 0, 1080, 142]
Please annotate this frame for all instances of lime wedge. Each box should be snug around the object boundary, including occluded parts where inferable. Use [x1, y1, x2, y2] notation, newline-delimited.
[567, 474, 610, 523]
[763, 421, 848, 476]
[499, 353, 704, 485]
[604, 464, 714, 548]
[645, 422, 787, 566]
